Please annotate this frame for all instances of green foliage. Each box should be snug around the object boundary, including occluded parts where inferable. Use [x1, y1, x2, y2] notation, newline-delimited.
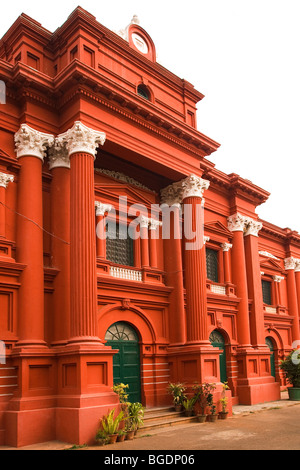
[101, 409, 124, 436]
[192, 382, 216, 415]
[112, 383, 129, 403]
[280, 350, 300, 387]
[127, 402, 145, 431]
[182, 397, 196, 411]
[167, 382, 187, 405]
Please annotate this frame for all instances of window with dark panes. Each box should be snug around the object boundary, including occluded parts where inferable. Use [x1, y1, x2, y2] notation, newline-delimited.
[206, 248, 219, 283]
[262, 280, 272, 305]
[106, 222, 134, 267]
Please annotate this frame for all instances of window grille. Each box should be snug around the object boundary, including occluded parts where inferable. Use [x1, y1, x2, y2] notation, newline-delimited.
[206, 248, 219, 283]
[106, 222, 134, 267]
[262, 280, 272, 305]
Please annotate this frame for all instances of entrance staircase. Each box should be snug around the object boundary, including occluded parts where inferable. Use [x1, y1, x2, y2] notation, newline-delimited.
[138, 406, 198, 435]
[0, 361, 18, 445]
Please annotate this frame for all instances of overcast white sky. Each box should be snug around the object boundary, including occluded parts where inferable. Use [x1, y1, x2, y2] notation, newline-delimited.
[1, 0, 300, 232]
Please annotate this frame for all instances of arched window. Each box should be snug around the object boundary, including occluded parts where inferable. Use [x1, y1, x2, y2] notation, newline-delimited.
[137, 84, 150, 100]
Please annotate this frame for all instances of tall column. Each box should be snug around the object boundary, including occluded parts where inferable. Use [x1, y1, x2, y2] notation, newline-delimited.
[57, 121, 106, 345]
[284, 257, 300, 343]
[221, 242, 232, 284]
[273, 275, 284, 306]
[0, 172, 14, 238]
[48, 142, 71, 346]
[139, 215, 150, 268]
[161, 200, 186, 346]
[182, 175, 210, 345]
[149, 218, 161, 269]
[14, 124, 54, 347]
[244, 218, 266, 348]
[228, 213, 251, 347]
[95, 202, 112, 259]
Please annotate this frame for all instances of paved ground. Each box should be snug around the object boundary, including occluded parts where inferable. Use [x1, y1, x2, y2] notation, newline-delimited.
[1, 392, 300, 451]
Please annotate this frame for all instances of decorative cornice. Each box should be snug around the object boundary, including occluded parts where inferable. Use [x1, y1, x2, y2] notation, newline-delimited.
[56, 121, 106, 158]
[284, 257, 296, 271]
[95, 201, 113, 216]
[14, 124, 54, 161]
[161, 174, 210, 206]
[0, 172, 14, 189]
[94, 167, 156, 193]
[48, 140, 70, 170]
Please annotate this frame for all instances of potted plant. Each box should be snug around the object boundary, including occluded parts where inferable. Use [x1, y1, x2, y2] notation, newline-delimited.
[280, 349, 300, 400]
[182, 398, 195, 417]
[101, 408, 124, 444]
[207, 388, 218, 422]
[125, 420, 135, 440]
[95, 429, 108, 446]
[128, 402, 145, 435]
[219, 382, 230, 419]
[193, 382, 216, 423]
[117, 430, 126, 442]
[167, 382, 186, 411]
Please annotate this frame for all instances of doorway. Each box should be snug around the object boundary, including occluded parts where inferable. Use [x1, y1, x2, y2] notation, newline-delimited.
[105, 322, 141, 402]
[209, 330, 227, 383]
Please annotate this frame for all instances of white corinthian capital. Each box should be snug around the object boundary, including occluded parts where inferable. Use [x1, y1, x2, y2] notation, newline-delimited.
[161, 174, 210, 206]
[15, 124, 54, 161]
[284, 257, 296, 270]
[0, 172, 14, 189]
[244, 219, 263, 237]
[181, 174, 210, 200]
[227, 213, 247, 232]
[48, 140, 70, 170]
[56, 121, 106, 159]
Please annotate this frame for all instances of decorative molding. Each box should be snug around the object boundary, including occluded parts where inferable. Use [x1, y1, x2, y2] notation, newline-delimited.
[161, 174, 210, 206]
[273, 275, 284, 283]
[94, 167, 156, 193]
[181, 174, 210, 200]
[56, 121, 106, 158]
[221, 242, 233, 252]
[244, 219, 263, 237]
[48, 140, 70, 170]
[227, 213, 247, 232]
[284, 257, 296, 270]
[204, 236, 210, 245]
[110, 266, 142, 281]
[14, 124, 54, 161]
[0, 172, 14, 189]
[149, 218, 162, 230]
[95, 201, 113, 217]
[259, 251, 280, 260]
[294, 259, 300, 273]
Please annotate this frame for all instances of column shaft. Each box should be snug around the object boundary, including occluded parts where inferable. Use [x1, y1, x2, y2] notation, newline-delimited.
[70, 152, 99, 342]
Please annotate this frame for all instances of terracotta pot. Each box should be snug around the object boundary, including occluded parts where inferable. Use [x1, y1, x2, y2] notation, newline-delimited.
[117, 434, 126, 442]
[208, 414, 218, 422]
[197, 414, 207, 423]
[184, 410, 193, 417]
[95, 439, 106, 446]
[126, 431, 135, 440]
[219, 411, 228, 420]
[109, 434, 118, 444]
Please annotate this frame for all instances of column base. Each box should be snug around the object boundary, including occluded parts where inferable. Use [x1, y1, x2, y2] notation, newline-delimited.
[236, 347, 281, 405]
[4, 342, 119, 447]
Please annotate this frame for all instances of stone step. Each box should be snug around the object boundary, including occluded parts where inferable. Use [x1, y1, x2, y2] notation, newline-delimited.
[138, 407, 198, 434]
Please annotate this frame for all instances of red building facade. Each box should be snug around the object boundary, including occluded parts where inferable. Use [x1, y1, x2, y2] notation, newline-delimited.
[0, 7, 299, 447]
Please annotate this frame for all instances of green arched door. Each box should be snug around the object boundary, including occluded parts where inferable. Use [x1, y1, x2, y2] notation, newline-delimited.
[209, 330, 227, 383]
[266, 337, 276, 378]
[105, 322, 141, 403]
